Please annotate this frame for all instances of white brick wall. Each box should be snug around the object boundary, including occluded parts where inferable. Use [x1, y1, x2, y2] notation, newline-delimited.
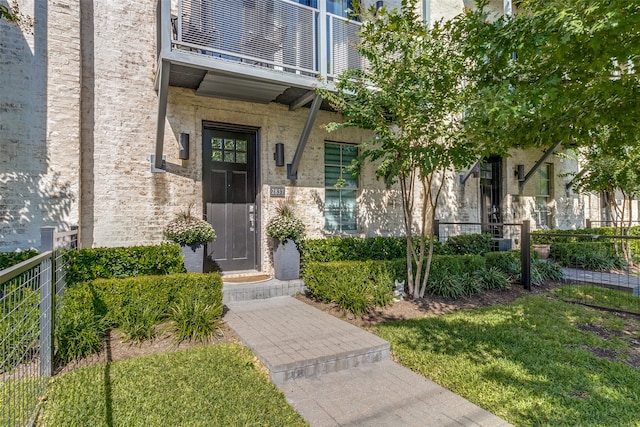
[0, 0, 80, 251]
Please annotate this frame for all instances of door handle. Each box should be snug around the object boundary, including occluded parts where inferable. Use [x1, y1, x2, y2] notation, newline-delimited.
[249, 213, 255, 231]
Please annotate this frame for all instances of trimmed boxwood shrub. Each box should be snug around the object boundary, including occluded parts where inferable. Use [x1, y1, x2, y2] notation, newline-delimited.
[0, 249, 40, 270]
[443, 233, 493, 256]
[301, 236, 443, 263]
[56, 273, 223, 362]
[65, 244, 185, 285]
[302, 260, 399, 315]
[532, 226, 640, 262]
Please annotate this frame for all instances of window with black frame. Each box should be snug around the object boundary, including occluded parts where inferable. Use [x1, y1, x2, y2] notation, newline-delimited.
[324, 142, 358, 232]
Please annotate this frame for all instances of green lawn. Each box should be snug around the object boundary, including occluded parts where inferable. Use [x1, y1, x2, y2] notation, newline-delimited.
[37, 343, 307, 427]
[553, 285, 640, 315]
[373, 294, 640, 427]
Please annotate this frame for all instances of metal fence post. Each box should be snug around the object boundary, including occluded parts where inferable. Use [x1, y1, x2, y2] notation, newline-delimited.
[521, 220, 531, 291]
[40, 227, 55, 377]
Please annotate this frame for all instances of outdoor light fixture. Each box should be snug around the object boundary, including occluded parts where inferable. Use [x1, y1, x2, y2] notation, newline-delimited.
[179, 133, 189, 160]
[274, 143, 285, 167]
[376, 1, 384, 11]
[516, 164, 525, 181]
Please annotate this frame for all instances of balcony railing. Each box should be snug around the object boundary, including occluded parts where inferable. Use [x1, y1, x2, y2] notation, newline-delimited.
[159, 0, 366, 81]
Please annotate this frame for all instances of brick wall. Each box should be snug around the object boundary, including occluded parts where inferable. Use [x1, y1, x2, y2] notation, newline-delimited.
[0, 0, 80, 251]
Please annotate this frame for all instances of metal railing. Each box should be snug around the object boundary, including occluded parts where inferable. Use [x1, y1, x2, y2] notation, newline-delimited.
[1, 227, 78, 427]
[435, 220, 524, 251]
[160, 0, 366, 79]
[434, 220, 531, 290]
[532, 231, 640, 314]
[585, 219, 640, 228]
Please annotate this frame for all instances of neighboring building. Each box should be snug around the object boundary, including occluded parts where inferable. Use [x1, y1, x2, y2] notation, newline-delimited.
[1, 0, 637, 273]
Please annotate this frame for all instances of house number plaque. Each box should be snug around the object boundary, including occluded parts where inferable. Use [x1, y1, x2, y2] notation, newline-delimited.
[270, 186, 286, 198]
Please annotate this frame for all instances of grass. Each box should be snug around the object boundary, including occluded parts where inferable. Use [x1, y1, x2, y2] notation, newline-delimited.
[553, 285, 640, 315]
[373, 294, 640, 427]
[38, 343, 307, 427]
[1, 376, 48, 426]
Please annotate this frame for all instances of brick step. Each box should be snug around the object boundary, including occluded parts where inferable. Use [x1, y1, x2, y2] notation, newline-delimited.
[222, 279, 306, 303]
[224, 297, 390, 385]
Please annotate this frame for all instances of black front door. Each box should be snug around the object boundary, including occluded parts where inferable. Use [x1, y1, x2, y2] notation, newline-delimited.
[203, 125, 258, 272]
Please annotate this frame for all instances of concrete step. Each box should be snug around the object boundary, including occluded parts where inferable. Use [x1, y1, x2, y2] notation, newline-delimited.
[222, 278, 306, 303]
[224, 297, 390, 384]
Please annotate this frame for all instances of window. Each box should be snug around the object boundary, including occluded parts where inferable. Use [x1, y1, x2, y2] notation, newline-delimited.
[534, 163, 553, 228]
[210, 137, 247, 164]
[328, 0, 360, 20]
[325, 142, 358, 231]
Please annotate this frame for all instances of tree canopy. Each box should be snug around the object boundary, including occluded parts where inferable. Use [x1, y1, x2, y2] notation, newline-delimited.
[318, 0, 489, 298]
[463, 0, 640, 154]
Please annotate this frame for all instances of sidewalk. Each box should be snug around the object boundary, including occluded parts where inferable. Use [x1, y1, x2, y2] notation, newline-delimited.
[224, 295, 512, 427]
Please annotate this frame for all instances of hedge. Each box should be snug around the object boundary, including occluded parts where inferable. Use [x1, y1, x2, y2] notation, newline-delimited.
[532, 226, 640, 262]
[0, 249, 40, 270]
[56, 273, 223, 362]
[65, 244, 185, 285]
[442, 233, 493, 256]
[300, 236, 443, 263]
[303, 255, 491, 313]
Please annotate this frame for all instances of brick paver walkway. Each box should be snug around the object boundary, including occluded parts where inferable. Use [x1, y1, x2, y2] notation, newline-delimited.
[224, 295, 512, 427]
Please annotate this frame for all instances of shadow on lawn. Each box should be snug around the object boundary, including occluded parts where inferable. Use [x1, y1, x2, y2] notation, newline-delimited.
[104, 339, 113, 427]
[375, 296, 640, 426]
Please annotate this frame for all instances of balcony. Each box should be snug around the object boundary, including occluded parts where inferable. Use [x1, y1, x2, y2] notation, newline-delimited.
[156, 0, 366, 105]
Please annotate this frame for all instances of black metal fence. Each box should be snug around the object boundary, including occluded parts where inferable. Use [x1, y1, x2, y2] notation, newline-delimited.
[435, 220, 532, 290]
[532, 231, 640, 315]
[1, 227, 78, 427]
[585, 219, 640, 228]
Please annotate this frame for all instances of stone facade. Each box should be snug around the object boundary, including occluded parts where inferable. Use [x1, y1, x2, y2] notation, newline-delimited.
[1, 0, 637, 275]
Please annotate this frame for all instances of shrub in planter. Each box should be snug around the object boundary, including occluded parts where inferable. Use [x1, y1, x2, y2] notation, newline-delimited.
[66, 244, 185, 285]
[164, 210, 216, 247]
[443, 233, 493, 256]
